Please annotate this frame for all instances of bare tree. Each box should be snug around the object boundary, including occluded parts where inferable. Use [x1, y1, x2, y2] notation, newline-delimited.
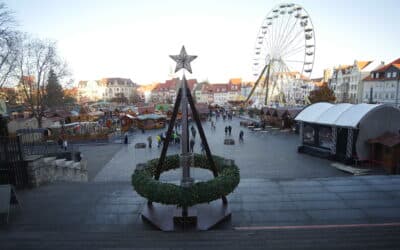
[0, 3, 19, 88]
[16, 36, 68, 127]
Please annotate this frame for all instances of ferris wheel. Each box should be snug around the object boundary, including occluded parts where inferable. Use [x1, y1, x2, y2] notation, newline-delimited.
[246, 3, 315, 107]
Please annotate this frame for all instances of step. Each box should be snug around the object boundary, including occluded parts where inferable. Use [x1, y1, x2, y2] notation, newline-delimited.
[43, 157, 57, 164]
[55, 159, 66, 168]
[72, 162, 81, 170]
[64, 161, 74, 168]
[80, 160, 88, 171]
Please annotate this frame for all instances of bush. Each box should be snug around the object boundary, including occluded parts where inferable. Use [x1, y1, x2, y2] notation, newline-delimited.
[131, 154, 240, 207]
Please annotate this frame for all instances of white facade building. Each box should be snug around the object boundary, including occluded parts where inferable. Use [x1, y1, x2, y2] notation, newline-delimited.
[78, 80, 105, 102]
[78, 78, 137, 103]
[330, 60, 383, 103]
[362, 58, 400, 107]
[276, 72, 313, 105]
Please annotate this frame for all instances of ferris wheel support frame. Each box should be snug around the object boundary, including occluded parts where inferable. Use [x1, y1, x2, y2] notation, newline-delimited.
[247, 3, 316, 107]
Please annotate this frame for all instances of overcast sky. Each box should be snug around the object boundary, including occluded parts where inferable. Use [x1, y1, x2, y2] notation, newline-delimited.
[6, 0, 399, 85]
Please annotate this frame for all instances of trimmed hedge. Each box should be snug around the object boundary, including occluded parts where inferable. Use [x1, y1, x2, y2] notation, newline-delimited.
[131, 154, 240, 207]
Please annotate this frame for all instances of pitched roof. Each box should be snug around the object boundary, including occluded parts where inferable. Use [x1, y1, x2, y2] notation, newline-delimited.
[229, 78, 242, 85]
[393, 64, 400, 70]
[356, 61, 372, 70]
[363, 58, 400, 81]
[100, 78, 135, 87]
[210, 83, 229, 93]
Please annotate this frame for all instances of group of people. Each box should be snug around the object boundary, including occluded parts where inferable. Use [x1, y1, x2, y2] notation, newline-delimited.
[147, 130, 182, 148]
[57, 137, 68, 151]
[137, 110, 245, 150]
[224, 125, 232, 136]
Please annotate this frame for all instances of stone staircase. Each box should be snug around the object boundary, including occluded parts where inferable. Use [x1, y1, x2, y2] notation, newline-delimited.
[26, 155, 88, 187]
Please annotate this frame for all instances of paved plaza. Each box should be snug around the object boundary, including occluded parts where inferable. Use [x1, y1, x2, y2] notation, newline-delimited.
[1, 117, 400, 249]
[93, 117, 347, 182]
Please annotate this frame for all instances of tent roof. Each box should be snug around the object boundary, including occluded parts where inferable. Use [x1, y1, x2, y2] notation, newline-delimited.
[317, 103, 353, 125]
[294, 102, 334, 123]
[334, 103, 381, 127]
[295, 103, 383, 128]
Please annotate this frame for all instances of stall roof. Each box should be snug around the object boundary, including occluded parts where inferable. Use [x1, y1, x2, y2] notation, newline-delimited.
[136, 114, 166, 120]
[295, 103, 383, 128]
[368, 132, 400, 147]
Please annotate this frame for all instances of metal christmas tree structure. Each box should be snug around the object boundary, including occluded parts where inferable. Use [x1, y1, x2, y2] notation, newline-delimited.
[136, 46, 238, 231]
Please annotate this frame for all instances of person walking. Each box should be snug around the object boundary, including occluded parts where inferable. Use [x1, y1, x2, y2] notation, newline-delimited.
[147, 136, 152, 148]
[172, 131, 178, 144]
[228, 125, 232, 136]
[190, 138, 195, 153]
[191, 126, 196, 138]
[239, 130, 244, 143]
[156, 134, 161, 148]
[224, 126, 228, 136]
[63, 139, 68, 151]
[124, 132, 128, 144]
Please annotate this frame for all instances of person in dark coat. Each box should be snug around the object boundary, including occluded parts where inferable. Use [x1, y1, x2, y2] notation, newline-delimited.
[239, 130, 244, 143]
[191, 126, 196, 138]
[225, 126, 228, 136]
[147, 136, 152, 148]
[228, 125, 232, 136]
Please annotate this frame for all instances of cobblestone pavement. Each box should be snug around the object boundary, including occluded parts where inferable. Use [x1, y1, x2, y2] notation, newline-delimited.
[93, 117, 347, 182]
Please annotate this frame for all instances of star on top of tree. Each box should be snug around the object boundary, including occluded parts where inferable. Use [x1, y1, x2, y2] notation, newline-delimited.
[169, 46, 197, 74]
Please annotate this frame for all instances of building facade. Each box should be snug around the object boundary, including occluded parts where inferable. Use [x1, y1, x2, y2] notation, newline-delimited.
[329, 60, 383, 103]
[276, 72, 313, 105]
[150, 78, 197, 104]
[77, 78, 137, 103]
[362, 58, 400, 107]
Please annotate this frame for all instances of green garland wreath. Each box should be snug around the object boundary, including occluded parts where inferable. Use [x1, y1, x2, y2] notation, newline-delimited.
[131, 154, 240, 207]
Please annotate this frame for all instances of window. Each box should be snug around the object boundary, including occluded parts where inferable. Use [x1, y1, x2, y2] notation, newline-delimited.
[387, 72, 392, 78]
[393, 72, 398, 78]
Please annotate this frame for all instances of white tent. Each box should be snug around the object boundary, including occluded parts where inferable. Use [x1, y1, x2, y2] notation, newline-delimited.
[295, 103, 400, 161]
